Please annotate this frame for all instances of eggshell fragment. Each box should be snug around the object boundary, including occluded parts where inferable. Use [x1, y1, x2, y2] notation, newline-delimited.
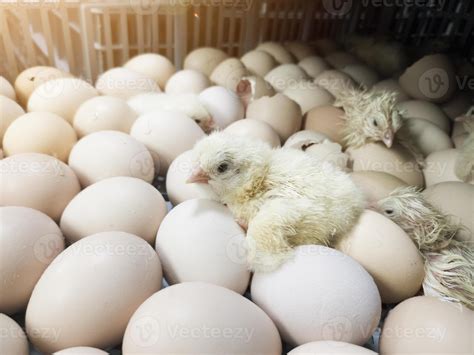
[298, 56, 330, 78]
[3, 112, 77, 162]
[350, 171, 408, 203]
[26, 231, 162, 353]
[396, 100, 450, 133]
[289, 341, 377, 354]
[166, 150, 218, 206]
[55, 347, 108, 354]
[325, 51, 361, 69]
[423, 149, 466, 186]
[224, 118, 281, 147]
[236, 75, 275, 106]
[338, 210, 424, 303]
[373, 78, 409, 103]
[95, 67, 160, 99]
[341, 64, 379, 88]
[380, 296, 473, 354]
[304, 105, 346, 145]
[251, 245, 381, 346]
[130, 110, 205, 174]
[198, 86, 244, 129]
[68, 131, 154, 187]
[0, 314, 28, 355]
[0, 153, 80, 221]
[0, 76, 16, 101]
[284, 130, 329, 149]
[246, 94, 302, 141]
[184, 47, 229, 77]
[210, 58, 249, 91]
[264, 64, 310, 92]
[156, 199, 250, 294]
[60, 176, 167, 244]
[314, 70, 357, 99]
[0, 207, 64, 314]
[123, 53, 175, 90]
[256, 42, 294, 64]
[0, 95, 25, 144]
[241, 50, 278, 77]
[286, 42, 315, 61]
[28, 78, 98, 123]
[164, 69, 210, 94]
[403, 118, 453, 156]
[122, 282, 282, 354]
[73, 95, 137, 138]
[283, 83, 334, 114]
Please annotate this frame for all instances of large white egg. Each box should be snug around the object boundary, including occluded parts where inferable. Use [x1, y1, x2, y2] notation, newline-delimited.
[256, 42, 294, 64]
[28, 78, 98, 123]
[122, 282, 282, 354]
[251, 245, 381, 346]
[224, 118, 281, 147]
[198, 86, 244, 129]
[166, 149, 218, 206]
[298, 56, 330, 78]
[341, 64, 379, 89]
[123, 53, 175, 90]
[184, 47, 229, 77]
[396, 100, 450, 133]
[0, 95, 25, 144]
[373, 78, 409, 103]
[0, 206, 64, 315]
[0, 76, 16, 101]
[350, 171, 408, 203]
[73, 95, 137, 138]
[55, 347, 108, 355]
[210, 58, 249, 91]
[404, 118, 453, 156]
[165, 69, 210, 94]
[95, 67, 160, 99]
[60, 176, 167, 244]
[283, 83, 334, 114]
[0, 153, 80, 221]
[325, 51, 361, 69]
[26, 231, 162, 353]
[304, 105, 346, 145]
[3, 112, 77, 162]
[423, 149, 465, 186]
[156, 199, 250, 294]
[130, 110, 205, 174]
[0, 314, 29, 355]
[68, 130, 154, 187]
[241, 50, 278, 77]
[314, 70, 357, 99]
[264, 64, 310, 92]
[286, 42, 315, 61]
[289, 341, 377, 354]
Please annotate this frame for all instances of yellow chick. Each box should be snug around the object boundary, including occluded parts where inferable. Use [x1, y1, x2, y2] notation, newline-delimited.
[188, 132, 365, 272]
[454, 108, 474, 183]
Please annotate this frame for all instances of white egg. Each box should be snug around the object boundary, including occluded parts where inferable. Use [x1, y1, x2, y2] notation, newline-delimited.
[264, 64, 309, 92]
[0, 95, 25, 144]
[123, 53, 175, 90]
[198, 86, 244, 129]
[0, 76, 16, 100]
[241, 50, 278, 77]
[224, 118, 281, 147]
[298, 56, 330, 78]
[165, 69, 211, 94]
[184, 47, 229, 77]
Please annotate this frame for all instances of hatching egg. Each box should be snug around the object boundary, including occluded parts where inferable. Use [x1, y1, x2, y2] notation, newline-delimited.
[95, 67, 160, 99]
[325, 51, 361, 69]
[314, 38, 340, 56]
[246, 93, 302, 142]
[423, 149, 466, 186]
[0, 76, 16, 101]
[396, 100, 450, 133]
[165, 69, 210, 94]
[399, 54, 456, 103]
[0, 153, 80, 221]
[338, 210, 424, 304]
[184, 47, 229, 77]
[284, 130, 328, 148]
[55, 347, 108, 354]
[0, 314, 28, 355]
[304, 105, 346, 145]
[130, 110, 205, 174]
[123, 53, 175, 90]
[122, 282, 282, 354]
[373, 78, 409, 104]
[289, 341, 377, 354]
[441, 92, 472, 120]
[3, 112, 77, 162]
[68, 130, 154, 187]
[0, 95, 25, 144]
[241, 50, 278, 77]
[314, 70, 357, 99]
[60, 176, 167, 244]
[73, 95, 137, 138]
[198, 86, 244, 129]
[264, 64, 310, 92]
[26, 231, 162, 353]
[256, 42, 294, 64]
[236, 76, 275, 106]
[298, 56, 330, 78]
[403, 118, 452, 156]
[224, 118, 281, 147]
[283, 83, 334, 114]
[166, 149, 217, 206]
[210, 58, 249, 91]
[422, 182, 473, 242]
[28, 78, 98, 123]
[350, 171, 408, 203]
[341, 64, 379, 89]
[348, 143, 424, 187]
[251, 245, 381, 346]
[0, 206, 64, 314]
[380, 296, 472, 354]
[286, 42, 315, 61]
[14, 66, 72, 107]
[156, 199, 250, 294]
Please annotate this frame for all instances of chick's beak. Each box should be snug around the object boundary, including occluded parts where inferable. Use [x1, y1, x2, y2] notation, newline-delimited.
[382, 129, 394, 148]
[186, 166, 210, 184]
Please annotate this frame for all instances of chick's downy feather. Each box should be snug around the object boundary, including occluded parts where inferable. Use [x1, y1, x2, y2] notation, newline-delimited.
[454, 108, 474, 183]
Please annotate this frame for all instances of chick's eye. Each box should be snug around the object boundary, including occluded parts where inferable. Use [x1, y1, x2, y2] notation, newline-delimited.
[372, 119, 378, 127]
[385, 209, 394, 215]
[217, 162, 229, 173]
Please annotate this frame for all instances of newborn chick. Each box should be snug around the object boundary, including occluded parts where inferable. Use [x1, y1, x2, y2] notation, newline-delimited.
[188, 132, 365, 272]
[374, 186, 473, 309]
[454, 108, 474, 183]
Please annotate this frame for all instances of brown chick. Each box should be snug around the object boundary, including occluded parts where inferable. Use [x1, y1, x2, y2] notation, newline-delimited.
[188, 132, 365, 272]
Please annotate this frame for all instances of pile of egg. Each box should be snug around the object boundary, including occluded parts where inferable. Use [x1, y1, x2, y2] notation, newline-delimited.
[0, 37, 472, 355]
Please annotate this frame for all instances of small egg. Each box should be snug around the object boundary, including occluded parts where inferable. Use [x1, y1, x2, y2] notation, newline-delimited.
[54, 347, 108, 355]
[28, 78, 98, 123]
[60, 176, 167, 244]
[256, 41, 294, 64]
[241, 50, 278, 77]
[264, 64, 310, 92]
[304, 105, 346, 145]
[404, 118, 453, 156]
[73, 95, 137, 138]
[380, 296, 472, 353]
[314, 69, 357, 99]
[423, 149, 466, 186]
[236, 75, 275, 106]
[122, 282, 282, 354]
[198, 86, 245, 129]
[3, 112, 77, 162]
[325, 51, 361, 69]
[0, 314, 28, 355]
[95, 67, 160, 99]
[166, 150, 218, 206]
[123, 53, 175, 90]
[0, 95, 25, 144]
[350, 171, 408, 203]
[68, 131, 154, 187]
[224, 118, 281, 147]
[341, 64, 379, 88]
[373, 78, 409, 104]
[314, 38, 340, 56]
[165, 69, 210, 94]
[251, 245, 381, 346]
[246, 93, 302, 142]
[209, 58, 249, 91]
[283, 83, 334, 114]
[338, 210, 425, 304]
[14, 66, 72, 107]
[184, 47, 229, 77]
[0, 76, 16, 100]
[289, 341, 377, 354]
[298, 56, 330, 78]
[396, 100, 450, 133]
[0, 206, 64, 314]
[441, 92, 473, 120]
[0, 153, 81, 221]
[130, 110, 205, 175]
[286, 41, 315, 61]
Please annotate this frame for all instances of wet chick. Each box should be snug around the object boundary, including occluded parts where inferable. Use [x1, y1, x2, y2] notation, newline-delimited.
[374, 186, 473, 309]
[454, 108, 474, 183]
[188, 132, 365, 272]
